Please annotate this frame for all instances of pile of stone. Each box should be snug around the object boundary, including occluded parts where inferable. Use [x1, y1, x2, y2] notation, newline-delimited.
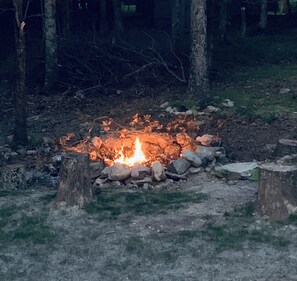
[90, 145, 226, 189]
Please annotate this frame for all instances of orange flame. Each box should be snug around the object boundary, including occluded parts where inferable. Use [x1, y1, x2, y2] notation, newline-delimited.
[115, 137, 147, 166]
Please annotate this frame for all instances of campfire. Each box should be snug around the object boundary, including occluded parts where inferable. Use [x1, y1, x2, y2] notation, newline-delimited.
[59, 114, 224, 188]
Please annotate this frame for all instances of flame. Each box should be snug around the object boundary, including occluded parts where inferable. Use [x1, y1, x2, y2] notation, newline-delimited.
[115, 137, 147, 166]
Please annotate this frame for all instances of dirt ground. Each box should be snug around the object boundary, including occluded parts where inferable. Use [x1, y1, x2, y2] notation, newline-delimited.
[1, 173, 297, 281]
[1, 66, 297, 280]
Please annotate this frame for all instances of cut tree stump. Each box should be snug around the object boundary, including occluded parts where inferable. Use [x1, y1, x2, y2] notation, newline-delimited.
[0, 164, 26, 190]
[257, 155, 297, 220]
[54, 153, 93, 207]
[275, 139, 297, 158]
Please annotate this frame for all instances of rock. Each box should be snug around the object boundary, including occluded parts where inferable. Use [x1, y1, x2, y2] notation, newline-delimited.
[92, 137, 103, 149]
[26, 150, 37, 155]
[52, 154, 63, 167]
[221, 99, 234, 107]
[42, 137, 53, 146]
[155, 178, 174, 189]
[131, 176, 153, 186]
[279, 88, 291, 94]
[0, 164, 26, 189]
[101, 166, 111, 178]
[167, 158, 191, 175]
[160, 102, 169, 108]
[90, 162, 105, 179]
[185, 110, 193, 116]
[151, 161, 166, 181]
[215, 162, 259, 180]
[165, 106, 174, 114]
[196, 134, 216, 146]
[104, 163, 131, 181]
[205, 105, 219, 113]
[182, 150, 202, 168]
[189, 167, 201, 174]
[166, 171, 188, 181]
[93, 177, 109, 188]
[195, 145, 216, 165]
[131, 164, 151, 180]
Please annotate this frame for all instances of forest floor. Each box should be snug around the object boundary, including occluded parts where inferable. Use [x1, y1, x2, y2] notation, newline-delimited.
[1, 31, 297, 280]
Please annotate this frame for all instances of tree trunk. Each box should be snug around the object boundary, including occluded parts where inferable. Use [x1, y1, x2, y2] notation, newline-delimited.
[99, 0, 109, 36]
[54, 153, 93, 207]
[218, 0, 229, 40]
[171, 0, 185, 51]
[13, 0, 28, 144]
[112, 0, 123, 43]
[257, 155, 297, 220]
[44, 0, 58, 92]
[187, 0, 210, 108]
[240, 6, 246, 37]
[259, 0, 267, 30]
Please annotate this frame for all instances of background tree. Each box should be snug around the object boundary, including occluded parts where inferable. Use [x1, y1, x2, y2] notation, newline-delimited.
[13, 0, 27, 144]
[259, 0, 267, 30]
[187, 0, 210, 108]
[171, 0, 185, 51]
[44, 0, 58, 91]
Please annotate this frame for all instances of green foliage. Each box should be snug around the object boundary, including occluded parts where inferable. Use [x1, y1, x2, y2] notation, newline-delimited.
[84, 190, 208, 221]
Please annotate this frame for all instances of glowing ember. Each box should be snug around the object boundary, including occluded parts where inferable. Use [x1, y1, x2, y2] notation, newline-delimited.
[115, 137, 147, 166]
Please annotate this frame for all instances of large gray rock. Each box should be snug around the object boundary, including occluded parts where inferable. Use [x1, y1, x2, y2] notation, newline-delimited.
[182, 150, 202, 168]
[195, 146, 216, 165]
[215, 162, 259, 180]
[131, 164, 151, 180]
[151, 161, 166, 181]
[101, 163, 131, 181]
[167, 158, 191, 175]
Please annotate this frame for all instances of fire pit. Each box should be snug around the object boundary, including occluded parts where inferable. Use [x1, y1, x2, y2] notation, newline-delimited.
[59, 114, 225, 189]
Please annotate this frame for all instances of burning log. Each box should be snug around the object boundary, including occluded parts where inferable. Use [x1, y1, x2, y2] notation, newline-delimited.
[54, 153, 93, 207]
[257, 154, 297, 220]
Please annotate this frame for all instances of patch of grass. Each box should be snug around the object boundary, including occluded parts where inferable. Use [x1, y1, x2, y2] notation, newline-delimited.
[0, 190, 33, 197]
[214, 81, 297, 122]
[84, 190, 208, 221]
[39, 192, 57, 203]
[125, 235, 177, 263]
[0, 205, 56, 245]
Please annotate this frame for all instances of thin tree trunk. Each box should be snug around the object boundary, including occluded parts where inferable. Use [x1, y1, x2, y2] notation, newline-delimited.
[187, 0, 210, 108]
[259, 0, 267, 30]
[112, 0, 123, 42]
[218, 0, 229, 40]
[44, 0, 58, 91]
[100, 0, 108, 36]
[241, 6, 246, 37]
[171, 0, 185, 51]
[13, 0, 27, 144]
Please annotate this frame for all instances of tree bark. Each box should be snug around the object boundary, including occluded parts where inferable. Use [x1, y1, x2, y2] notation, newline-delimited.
[259, 0, 267, 30]
[112, 0, 123, 43]
[218, 0, 230, 40]
[187, 0, 210, 108]
[99, 0, 109, 36]
[54, 153, 93, 207]
[171, 0, 185, 51]
[13, 0, 28, 144]
[257, 156, 297, 220]
[44, 0, 58, 91]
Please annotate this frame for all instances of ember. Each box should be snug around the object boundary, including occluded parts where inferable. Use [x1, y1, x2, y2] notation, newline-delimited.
[60, 114, 200, 167]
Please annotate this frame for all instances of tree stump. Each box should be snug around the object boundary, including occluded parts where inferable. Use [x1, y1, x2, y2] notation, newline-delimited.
[257, 155, 297, 220]
[0, 164, 26, 190]
[54, 153, 93, 207]
[275, 139, 297, 158]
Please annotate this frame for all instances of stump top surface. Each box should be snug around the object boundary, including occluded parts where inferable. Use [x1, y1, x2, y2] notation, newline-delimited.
[260, 162, 297, 172]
